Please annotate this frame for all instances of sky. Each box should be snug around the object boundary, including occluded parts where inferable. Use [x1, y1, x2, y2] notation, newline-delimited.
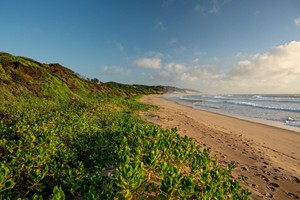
[1, 0, 300, 94]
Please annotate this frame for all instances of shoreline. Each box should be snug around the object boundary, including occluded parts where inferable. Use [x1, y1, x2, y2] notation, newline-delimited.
[164, 94, 300, 133]
[140, 94, 300, 200]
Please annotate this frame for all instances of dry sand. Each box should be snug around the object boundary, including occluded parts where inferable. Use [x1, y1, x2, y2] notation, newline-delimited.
[140, 95, 300, 200]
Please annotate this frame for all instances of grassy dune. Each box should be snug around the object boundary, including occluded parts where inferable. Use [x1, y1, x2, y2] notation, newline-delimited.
[0, 53, 250, 199]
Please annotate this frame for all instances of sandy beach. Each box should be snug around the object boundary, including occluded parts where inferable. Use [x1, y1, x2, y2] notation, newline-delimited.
[140, 95, 300, 200]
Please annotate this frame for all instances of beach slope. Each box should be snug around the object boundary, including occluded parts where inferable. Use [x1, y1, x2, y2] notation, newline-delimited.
[140, 95, 300, 200]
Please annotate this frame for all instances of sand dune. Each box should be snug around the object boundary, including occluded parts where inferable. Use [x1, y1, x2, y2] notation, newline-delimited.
[140, 95, 300, 200]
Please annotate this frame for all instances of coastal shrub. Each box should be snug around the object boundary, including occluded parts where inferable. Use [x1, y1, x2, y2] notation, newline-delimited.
[0, 95, 250, 199]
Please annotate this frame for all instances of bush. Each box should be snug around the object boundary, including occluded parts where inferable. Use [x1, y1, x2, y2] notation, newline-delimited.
[0, 96, 250, 199]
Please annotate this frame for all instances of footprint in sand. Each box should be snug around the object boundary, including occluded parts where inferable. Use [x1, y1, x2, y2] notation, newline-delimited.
[262, 170, 271, 176]
[241, 166, 249, 171]
[273, 176, 282, 180]
[255, 173, 270, 182]
[291, 176, 300, 183]
[267, 186, 276, 191]
[285, 192, 299, 199]
[273, 168, 281, 173]
[219, 160, 228, 166]
[262, 161, 269, 165]
[269, 182, 280, 188]
[264, 192, 273, 199]
[249, 156, 256, 160]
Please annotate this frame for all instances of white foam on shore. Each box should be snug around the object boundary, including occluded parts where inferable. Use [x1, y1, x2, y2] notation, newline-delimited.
[223, 113, 300, 133]
[164, 94, 300, 133]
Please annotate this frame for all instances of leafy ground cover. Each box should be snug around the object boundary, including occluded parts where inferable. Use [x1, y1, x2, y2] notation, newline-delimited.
[0, 52, 250, 199]
[0, 95, 250, 199]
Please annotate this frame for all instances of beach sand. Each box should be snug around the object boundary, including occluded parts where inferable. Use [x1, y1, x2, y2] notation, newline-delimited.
[140, 95, 300, 200]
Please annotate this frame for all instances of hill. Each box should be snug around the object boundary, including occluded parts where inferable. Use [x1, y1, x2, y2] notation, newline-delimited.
[102, 82, 198, 95]
[0, 52, 151, 102]
[0, 52, 249, 199]
[0, 52, 192, 103]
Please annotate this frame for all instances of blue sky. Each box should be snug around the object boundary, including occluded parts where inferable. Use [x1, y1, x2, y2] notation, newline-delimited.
[1, 0, 300, 94]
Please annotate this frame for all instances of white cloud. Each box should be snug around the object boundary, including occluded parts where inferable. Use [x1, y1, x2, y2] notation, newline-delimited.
[130, 41, 300, 94]
[134, 57, 162, 69]
[158, 71, 170, 78]
[165, 63, 186, 73]
[210, 0, 220, 13]
[102, 66, 109, 72]
[229, 41, 300, 79]
[194, 0, 231, 14]
[294, 16, 300, 27]
[180, 73, 198, 81]
[141, 58, 223, 88]
[134, 51, 163, 69]
[154, 20, 167, 31]
[178, 41, 300, 93]
[183, 65, 223, 82]
[192, 58, 199, 64]
[212, 56, 219, 62]
[224, 41, 300, 93]
[235, 52, 245, 58]
[102, 66, 130, 75]
[160, 61, 221, 85]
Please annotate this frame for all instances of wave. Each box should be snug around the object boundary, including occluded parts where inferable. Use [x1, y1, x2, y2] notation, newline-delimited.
[193, 102, 220, 109]
[225, 100, 300, 113]
[179, 95, 300, 104]
[284, 117, 300, 127]
[247, 97, 300, 103]
[177, 95, 300, 112]
[179, 96, 202, 102]
[171, 94, 300, 129]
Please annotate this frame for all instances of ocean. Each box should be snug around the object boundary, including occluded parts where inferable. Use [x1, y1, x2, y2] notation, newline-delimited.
[166, 94, 300, 131]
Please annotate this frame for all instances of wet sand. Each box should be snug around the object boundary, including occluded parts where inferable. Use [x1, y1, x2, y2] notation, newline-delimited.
[140, 95, 300, 200]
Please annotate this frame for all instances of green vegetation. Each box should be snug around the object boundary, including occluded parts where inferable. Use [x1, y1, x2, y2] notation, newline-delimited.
[0, 52, 250, 199]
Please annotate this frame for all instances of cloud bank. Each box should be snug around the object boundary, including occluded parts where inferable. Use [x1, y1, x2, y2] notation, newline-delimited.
[138, 41, 300, 94]
[230, 41, 300, 78]
[102, 65, 130, 75]
[134, 51, 163, 69]
[134, 58, 162, 69]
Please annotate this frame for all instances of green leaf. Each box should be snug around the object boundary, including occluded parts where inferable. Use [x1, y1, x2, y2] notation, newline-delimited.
[51, 185, 65, 200]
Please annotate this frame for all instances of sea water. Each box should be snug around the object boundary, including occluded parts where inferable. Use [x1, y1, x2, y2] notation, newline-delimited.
[167, 94, 300, 131]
